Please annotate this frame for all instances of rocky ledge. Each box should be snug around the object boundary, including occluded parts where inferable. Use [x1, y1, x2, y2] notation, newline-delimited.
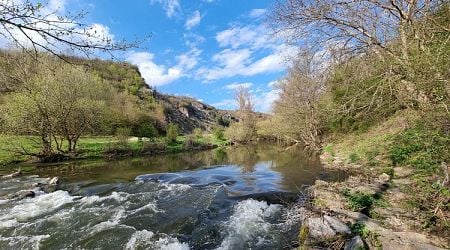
[296, 154, 449, 249]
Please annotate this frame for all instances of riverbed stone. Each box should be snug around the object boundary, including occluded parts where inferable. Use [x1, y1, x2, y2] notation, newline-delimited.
[324, 215, 351, 235]
[49, 177, 59, 185]
[305, 216, 351, 239]
[305, 217, 336, 238]
[344, 236, 365, 250]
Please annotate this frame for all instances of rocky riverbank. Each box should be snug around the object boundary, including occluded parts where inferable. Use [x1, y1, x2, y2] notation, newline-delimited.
[297, 153, 449, 249]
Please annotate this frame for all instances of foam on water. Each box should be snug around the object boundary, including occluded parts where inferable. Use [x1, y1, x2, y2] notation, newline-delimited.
[0, 234, 50, 250]
[216, 199, 281, 250]
[0, 190, 76, 222]
[125, 230, 189, 250]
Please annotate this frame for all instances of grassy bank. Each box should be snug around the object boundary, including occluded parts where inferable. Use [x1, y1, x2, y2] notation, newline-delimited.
[0, 134, 228, 166]
[311, 110, 450, 248]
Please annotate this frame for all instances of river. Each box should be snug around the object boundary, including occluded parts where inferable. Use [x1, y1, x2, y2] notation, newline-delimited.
[0, 143, 345, 249]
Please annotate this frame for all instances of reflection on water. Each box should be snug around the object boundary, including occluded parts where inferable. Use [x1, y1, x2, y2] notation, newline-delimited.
[0, 143, 346, 249]
[12, 143, 343, 192]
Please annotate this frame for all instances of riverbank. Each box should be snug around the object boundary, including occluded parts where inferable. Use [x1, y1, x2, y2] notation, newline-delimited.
[0, 134, 228, 167]
[297, 112, 449, 249]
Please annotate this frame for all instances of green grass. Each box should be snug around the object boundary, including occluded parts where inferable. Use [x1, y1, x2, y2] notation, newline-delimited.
[0, 134, 227, 166]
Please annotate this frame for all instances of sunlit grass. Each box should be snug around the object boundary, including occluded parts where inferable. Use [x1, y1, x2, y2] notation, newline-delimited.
[0, 134, 227, 166]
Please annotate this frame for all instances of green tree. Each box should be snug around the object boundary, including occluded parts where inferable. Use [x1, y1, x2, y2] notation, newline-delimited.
[166, 123, 179, 143]
[137, 123, 157, 142]
[2, 60, 110, 155]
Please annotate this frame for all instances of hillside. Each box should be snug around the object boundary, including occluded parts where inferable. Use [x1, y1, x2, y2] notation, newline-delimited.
[0, 51, 236, 135]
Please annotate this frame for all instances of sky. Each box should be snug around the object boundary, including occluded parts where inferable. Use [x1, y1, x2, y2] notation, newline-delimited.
[4, 0, 297, 112]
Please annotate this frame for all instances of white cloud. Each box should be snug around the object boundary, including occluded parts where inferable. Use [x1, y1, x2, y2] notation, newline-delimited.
[196, 44, 296, 81]
[176, 47, 202, 71]
[127, 52, 182, 87]
[249, 9, 267, 18]
[253, 88, 280, 113]
[150, 0, 181, 18]
[215, 24, 274, 49]
[268, 80, 279, 88]
[127, 48, 202, 87]
[185, 10, 201, 30]
[196, 22, 298, 82]
[214, 81, 280, 113]
[183, 33, 205, 48]
[224, 82, 253, 90]
[212, 99, 235, 109]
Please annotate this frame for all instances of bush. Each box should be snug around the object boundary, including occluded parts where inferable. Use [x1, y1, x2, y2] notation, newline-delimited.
[166, 123, 179, 143]
[389, 127, 449, 171]
[136, 122, 157, 141]
[342, 189, 375, 212]
[213, 127, 225, 141]
[115, 127, 131, 147]
[183, 134, 199, 148]
[224, 123, 255, 143]
[348, 152, 360, 163]
[193, 128, 203, 138]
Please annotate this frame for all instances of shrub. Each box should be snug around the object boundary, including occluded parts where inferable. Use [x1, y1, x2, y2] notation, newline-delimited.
[136, 123, 157, 141]
[342, 189, 375, 212]
[389, 127, 449, 171]
[348, 152, 360, 163]
[193, 128, 203, 138]
[166, 123, 179, 143]
[213, 127, 225, 141]
[115, 127, 131, 146]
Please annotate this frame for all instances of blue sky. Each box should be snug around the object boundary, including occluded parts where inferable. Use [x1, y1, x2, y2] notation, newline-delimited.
[7, 0, 297, 112]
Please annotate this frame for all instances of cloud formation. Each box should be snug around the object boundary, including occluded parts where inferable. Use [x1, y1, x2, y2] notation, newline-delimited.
[185, 10, 201, 30]
[248, 8, 267, 18]
[150, 0, 181, 18]
[224, 82, 253, 90]
[127, 47, 202, 87]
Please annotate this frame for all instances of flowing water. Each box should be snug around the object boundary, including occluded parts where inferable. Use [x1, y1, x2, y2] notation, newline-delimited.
[0, 143, 345, 249]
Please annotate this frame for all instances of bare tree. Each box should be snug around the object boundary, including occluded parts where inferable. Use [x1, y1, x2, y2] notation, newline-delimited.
[270, 0, 445, 62]
[273, 53, 325, 150]
[0, 0, 141, 60]
[271, 0, 450, 111]
[225, 86, 257, 143]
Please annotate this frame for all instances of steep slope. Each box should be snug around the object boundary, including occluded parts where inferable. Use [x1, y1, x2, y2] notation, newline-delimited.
[154, 92, 236, 133]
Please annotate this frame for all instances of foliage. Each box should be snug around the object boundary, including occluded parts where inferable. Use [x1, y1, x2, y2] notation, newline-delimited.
[225, 122, 255, 144]
[115, 127, 131, 147]
[136, 122, 157, 141]
[350, 223, 382, 248]
[166, 123, 179, 143]
[390, 127, 450, 171]
[272, 55, 325, 150]
[342, 189, 376, 212]
[230, 86, 256, 143]
[193, 128, 203, 138]
[212, 127, 225, 141]
[0, 52, 167, 157]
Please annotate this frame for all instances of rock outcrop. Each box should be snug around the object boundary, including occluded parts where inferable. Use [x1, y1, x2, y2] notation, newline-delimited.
[154, 92, 238, 134]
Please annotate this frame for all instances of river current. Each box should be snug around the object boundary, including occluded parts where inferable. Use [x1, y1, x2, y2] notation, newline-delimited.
[0, 143, 345, 249]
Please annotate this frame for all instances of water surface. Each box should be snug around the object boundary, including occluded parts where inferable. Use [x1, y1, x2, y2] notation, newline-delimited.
[0, 143, 345, 249]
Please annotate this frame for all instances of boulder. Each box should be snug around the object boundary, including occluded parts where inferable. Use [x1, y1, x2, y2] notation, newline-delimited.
[344, 236, 365, 250]
[324, 215, 351, 235]
[7, 190, 35, 200]
[49, 177, 60, 185]
[2, 169, 22, 178]
[305, 217, 337, 238]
